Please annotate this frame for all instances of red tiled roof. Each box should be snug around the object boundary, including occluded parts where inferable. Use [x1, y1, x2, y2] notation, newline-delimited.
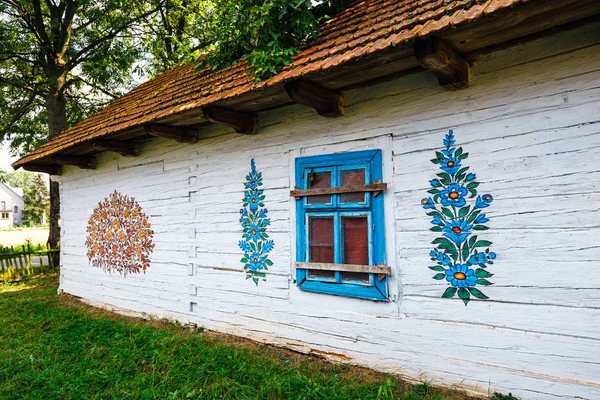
[14, 0, 527, 168]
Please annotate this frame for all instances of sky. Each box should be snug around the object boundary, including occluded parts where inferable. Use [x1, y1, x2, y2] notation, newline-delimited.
[0, 145, 17, 172]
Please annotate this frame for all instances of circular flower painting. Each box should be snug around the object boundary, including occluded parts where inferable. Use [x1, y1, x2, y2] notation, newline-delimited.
[85, 191, 154, 276]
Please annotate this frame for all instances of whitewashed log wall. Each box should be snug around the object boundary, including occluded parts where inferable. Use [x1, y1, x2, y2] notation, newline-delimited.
[56, 22, 600, 400]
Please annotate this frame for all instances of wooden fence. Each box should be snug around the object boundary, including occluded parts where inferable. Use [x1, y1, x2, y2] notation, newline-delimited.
[0, 248, 59, 281]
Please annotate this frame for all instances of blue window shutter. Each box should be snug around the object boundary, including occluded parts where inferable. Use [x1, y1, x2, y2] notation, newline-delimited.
[295, 150, 388, 301]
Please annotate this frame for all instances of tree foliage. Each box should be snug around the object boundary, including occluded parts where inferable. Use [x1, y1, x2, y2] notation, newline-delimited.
[21, 173, 49, 226]
[0, 169, 35, 191]
[0, 0, 158, 155]
[198, 0, 345, 81]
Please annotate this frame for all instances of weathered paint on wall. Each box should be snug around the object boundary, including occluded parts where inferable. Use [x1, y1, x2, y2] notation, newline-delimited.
[55, 22, 600, 400]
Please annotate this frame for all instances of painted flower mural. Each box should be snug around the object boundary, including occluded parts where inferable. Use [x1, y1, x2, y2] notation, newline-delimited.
[85, 191, 154, 276]
[239, 159, 274, 285]
[422, 130, 497, 305]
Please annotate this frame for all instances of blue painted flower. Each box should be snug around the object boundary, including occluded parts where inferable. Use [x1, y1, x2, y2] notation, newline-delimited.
[421, 197, 435, 209]
[259, 208, 268, 218]
[262, 240, 274, 253]
[246, 223, 261, 241]
[466, 173, 477, 181]
[429, 179, 441, 188]
[441, 148, 455, 157]
[248, 252, 264, 271]
[445, 264, 477, 288]
[468, 252, 488, 265]
[440, 183, 468, 207]
[437, 252, 452, 266]
[238, 240, 251, 252]
[246, 177, 260, 189]
[440, 156, 461, 175]
[443, 130, 456, 147]
[430, 250, 437, 258]
[475, 213, 489, 224]
[443, 219, 472, 244]
[240, 208, 248, 217]
[431, 215, 442, 225]
[488, 252, 496, 260]
[475, 194, 493, 208]
[247, 193, 261, 211]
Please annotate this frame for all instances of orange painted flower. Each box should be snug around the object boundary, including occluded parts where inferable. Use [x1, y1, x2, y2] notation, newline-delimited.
[85, 191, 154, 276]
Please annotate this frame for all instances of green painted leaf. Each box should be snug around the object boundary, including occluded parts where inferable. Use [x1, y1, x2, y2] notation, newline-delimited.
[435, 151, 445, 160]
[466, 182, 479, 189]
[458, 152, 469, 160]
[429, 266, 445, 271]
[461, 243, 470, 262]
[473, 225, 489, 231]
[455, 147, 463, 158]
[430, 226, 442, 232]
[476, 278, 493, 286]
[431, 158, 442, 164]
[473, 240, 492, 247]
[442, 287, 457, 298]
[468, 287, 489, 299]
[467, 210, 481, 223]
[475, 268, 493, 278]
[432, 273, 445, 280]
[427, 189, 440, 195]
[264, 259, 273, 266]
[441, 207, 454, 219]
[426, 211, 442, 217]
[458, 288, 470, 305]
[468, 235, 478, 248]
[458, 206, 470, 218]
[437, 172, 451, 181]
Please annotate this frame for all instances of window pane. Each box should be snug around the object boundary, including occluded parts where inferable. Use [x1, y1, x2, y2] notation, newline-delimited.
[308, 269, 336, 280]
[340, 169, 366, 203]
[342, 272, 370, 284]
[342, 216, 369, 265]
[306, 170, 332, 204]
[309, 216, 334, 263]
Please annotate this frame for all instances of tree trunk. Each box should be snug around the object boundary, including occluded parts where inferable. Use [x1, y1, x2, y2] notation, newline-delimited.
[46, 83, 66, 262]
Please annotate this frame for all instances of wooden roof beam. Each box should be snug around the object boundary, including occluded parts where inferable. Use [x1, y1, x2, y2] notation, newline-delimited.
[415, 38, 471, 90]
[285, 80, 344, 117]
[202, 106, 258, 135]
[144, 123, 198, 143]
[21, 164, 62, 175]
[53, 156, 96, 170]
[93, 140, 139, 157]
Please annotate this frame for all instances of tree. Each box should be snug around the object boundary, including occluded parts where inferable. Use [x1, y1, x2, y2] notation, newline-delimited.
[0, 0, 161, 253]
[21, 173, 49, 227]
[198, 0, 345, 81]
[0, 169, 35, 191]
[141, 0, 213, 75]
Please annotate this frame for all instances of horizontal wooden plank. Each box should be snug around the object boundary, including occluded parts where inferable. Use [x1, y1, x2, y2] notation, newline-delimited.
[295, 262, 391, 275]
[290, 182, 387, 198]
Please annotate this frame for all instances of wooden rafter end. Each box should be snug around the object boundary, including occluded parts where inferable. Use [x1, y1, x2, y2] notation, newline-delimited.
[415, 38, 471, 90]
[202, 106, 258, 135]
[285, 80, 344, 117]
[144, 123, 198, 143]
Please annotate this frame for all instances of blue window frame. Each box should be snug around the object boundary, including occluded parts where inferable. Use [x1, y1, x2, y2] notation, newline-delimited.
[295, 150, 388, 301]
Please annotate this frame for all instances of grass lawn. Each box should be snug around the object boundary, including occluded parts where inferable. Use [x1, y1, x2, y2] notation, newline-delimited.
[0, 274, 481, 400]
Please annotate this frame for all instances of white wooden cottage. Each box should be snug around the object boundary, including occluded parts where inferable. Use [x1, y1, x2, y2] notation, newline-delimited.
[13, 1, 600, 399]
[0, 182, 24, 228]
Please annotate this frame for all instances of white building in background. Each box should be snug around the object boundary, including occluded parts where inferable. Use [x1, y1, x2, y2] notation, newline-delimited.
[0, 182, 24, 229]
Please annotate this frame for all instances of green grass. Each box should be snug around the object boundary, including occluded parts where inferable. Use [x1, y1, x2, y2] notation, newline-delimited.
[0, 275, 479, 400]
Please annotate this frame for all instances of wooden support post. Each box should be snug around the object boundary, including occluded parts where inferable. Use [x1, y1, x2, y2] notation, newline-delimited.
[285, 81, 344, 117]
[21, 164, 62, 175]
[53, 156, 96, 170]
[415, 38, 471, 90]
[93, 140, 139, 157]
[202, 106, 258, 135]
[144, 123, 198, 143]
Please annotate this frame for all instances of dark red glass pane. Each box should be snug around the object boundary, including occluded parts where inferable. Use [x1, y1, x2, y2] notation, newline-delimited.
[306, 171, 332, 204]
[340, 169, 366, 203]
[308, 269, 336, 280]
[341, 272, 370, 284]
[309, 216, 334, 263]
[342, 216, 369, 265]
